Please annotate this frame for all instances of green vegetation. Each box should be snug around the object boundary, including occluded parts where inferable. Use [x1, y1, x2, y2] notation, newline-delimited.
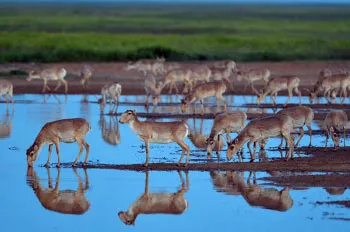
[1, 2, 350, 62]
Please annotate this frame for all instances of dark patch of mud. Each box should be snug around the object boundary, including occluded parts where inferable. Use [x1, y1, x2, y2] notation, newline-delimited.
[316, 200, 350, 208]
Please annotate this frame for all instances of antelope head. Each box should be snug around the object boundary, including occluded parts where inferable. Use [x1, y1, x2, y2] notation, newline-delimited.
[119, 110, 137, 124]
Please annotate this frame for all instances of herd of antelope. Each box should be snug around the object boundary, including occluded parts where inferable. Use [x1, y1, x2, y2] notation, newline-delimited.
[1, 58, 348, 167]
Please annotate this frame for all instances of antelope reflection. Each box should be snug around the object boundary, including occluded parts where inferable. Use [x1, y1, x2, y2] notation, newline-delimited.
[210, 171, 293, 212]
[0, 110, 14, 139]
[26, 167, 90, 215]
[324, 187, 347, 195]
[118, 171, 189, 226]
[99, 114, 120, 146]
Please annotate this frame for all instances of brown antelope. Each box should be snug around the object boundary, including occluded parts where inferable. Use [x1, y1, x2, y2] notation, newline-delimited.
[190, 65, 212, 89]
[119, 110, 190, 167]
[0, 79, 14, 112]
[80, 64, 92, 89]
[236, 68, 271, 94]
[26, 167, 90, 215]
[26, 67, 68, 93]
[206, 111, 246, 158]
[144, 76, 164, 107]
[0, 110, 14, 139]
[162, 68, 192, 94]
[99, 82, 122, 114]
[324, 110, 348, 149]
[211, 60, 236, 72]
[226, 115, 295, 162]
[118, 171, 189, 226]
[99, 114, 120, 146]
[26, 118, 91, 167]
[125, 57, 165, 76]
[276, 106, 314, 148]
[181, 81, 227, 115]
[257, 76, 301, 106]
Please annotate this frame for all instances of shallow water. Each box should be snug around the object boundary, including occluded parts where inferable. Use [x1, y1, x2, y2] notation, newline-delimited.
[0, 94, 349, 231]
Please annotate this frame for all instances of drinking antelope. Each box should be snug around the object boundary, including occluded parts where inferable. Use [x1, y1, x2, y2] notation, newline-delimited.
[99, 82, 122, 114]
[99, 114, 120, 146]
[119, 110, 190, 167]
[144, 76, 164, 108]
[0, 79, 14, 112]
[26, 118, 91, 167]
[257, 76, 301, 106]
[206, 111, 246, 158]
[324, 110, 348, 149]
[276, 106, 314, 148]
[80, 64, 92, 89]
[181, 80, 227, 115]
[226, 115, 295, 162]
[236, 68, 271, 94]
[26, 67, 68, 93]
[26, 167, 90, 215]
[118, 171, 189, 226]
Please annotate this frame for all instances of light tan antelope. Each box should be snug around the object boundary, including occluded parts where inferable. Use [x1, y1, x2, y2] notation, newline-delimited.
[80, 64, 92, 89]
[99, 82, 122, 114]
[206, 111, 246, 158]
[26, 118, 91, 167]
[99, 114, 120, 146]
[236, 68, 271, 94]
[257, 76, 301, 106]
[161, 62, 181, 74]
[211, 60, 236, 72]
[276, 106, 314, 148]
[144, 76, 164, 108]
[119, 110, 190, 167]
[0, 110, 14, 139]
[181, 81, 227, 115]
[226, 115, 295, 162]
[26, 67, 68, 93]
[324, 110, 348, 149]
[189, 65, 212, 89]
[118, 171, 189, 226]
[210, 66, 233, 84]
[0, 79, 14, 112]
[125, 57, 165, 76]
[26, 167, 90, 215]
[162, 68, 192, 94]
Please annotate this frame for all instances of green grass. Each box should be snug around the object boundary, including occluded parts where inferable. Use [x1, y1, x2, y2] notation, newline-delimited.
[1, 2, 350, 62]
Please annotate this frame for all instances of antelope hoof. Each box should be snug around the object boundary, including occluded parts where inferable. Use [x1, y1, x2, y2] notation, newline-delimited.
[249, 159, 254, 163]
[56, 163, 61, 168]
[82, 162, 87, 167]
[72, 163, 77, 167]
[44, 163, 50, 168]
[143, 163, 149, 167]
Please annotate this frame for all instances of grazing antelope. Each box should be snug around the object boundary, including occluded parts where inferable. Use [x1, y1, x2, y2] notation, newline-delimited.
[181, 81, 227, 115]
[162, 68, 192, 94]
[257, 76, 301, 106]
[0, 79, 14, 112]
[26, 118, 91, 167]
[227, 115, 295, 162]
[206, 111, 246, 158]
[26, 67, 68, 93]
[211, 60, 236, 72]
[236, 68, 271, 94]
[26, 167, 90, 215]
[276, 106, 314, 148]
[125, 57, 165, 76]
[0, 110, 14, 139]
[144, 76, 164, 108]
[189, 65, 212, 89]
[99, 114, 120, 146]
[99, 82, 122, 114]
[118, 171, 189, 226]
[119, 110, 190, 167]
[80, 64, 92, 89]
[324, 110, 348, 149]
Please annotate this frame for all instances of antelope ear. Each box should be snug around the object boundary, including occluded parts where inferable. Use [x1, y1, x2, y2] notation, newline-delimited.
[132, 110, 136, 115]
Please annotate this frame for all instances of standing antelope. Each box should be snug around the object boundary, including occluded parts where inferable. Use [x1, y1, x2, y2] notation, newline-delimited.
[206, 111, 246, 158]
[26, 167, 90, 215]
[324, 110, 348, 150]
[226, 115, 295, 162]
[144, 76, 164, 108]
[99, 82, 122, 114]
[162, 68, 192, 94]
[257, 76, 301, 106]
[210, 66, 233, 84]
[211, 60, 236, 72]
[181, 81, 227, 115]
[276, 106, 314, 148]
[26, 67, 68, 93]
[99, 114, 120, 146]
[80, 64, 92, 89]
[26, 118, 91, 167]
[189, 65, 212, 89]
[118, 171, 189, 226]
[161, 62, 182, 74]
[119, 110, 190, 167]
[125, 57, 165, 76]
[0, 79, 14, 112]
[236, 68, 271, 94]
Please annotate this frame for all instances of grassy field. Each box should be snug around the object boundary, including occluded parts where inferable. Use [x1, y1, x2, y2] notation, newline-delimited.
[1, 2, 350, 62]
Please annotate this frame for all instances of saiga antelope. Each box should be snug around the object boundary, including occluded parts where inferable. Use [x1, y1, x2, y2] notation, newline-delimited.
[236, 68, 271, 95]
[99, 82, 122, 114]
[210, 66, 233, 84]
[257, 76, 301, 106]
[181, 81, 227, 115]
[26, 118, 91, 167]
[189, 65, 212, 89]
[144, 76, 164, 108]
[226, 115, 295, 162]
[80, 64, 92, 89]
[118, 171, 189, 226]
[125, 57, 165, 76]
[119, 110, 190, 167]
[26, 67, 68, 93]
[211, 60, 236, 72]
[324, 110, 348, 150]
[162, 68, 192, 94]
[0, 80, 14, 113]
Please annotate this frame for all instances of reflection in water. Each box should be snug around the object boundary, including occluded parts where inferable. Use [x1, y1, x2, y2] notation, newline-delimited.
[210, 171, 293, 212]
[26, 167, 90, 215]
[324, 187, 347, 196]
[99, 114, 120, 146]
[118, 171, 189, 226]
[0, 110, 14, 139]
[42, 93, 68, 104]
